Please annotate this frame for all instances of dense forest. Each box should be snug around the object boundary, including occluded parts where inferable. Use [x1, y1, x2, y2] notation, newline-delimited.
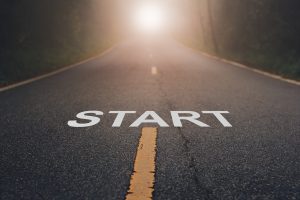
[1, 0, 300, 85]
[0, 0, 121, 85]
[175, 0, 300, 79]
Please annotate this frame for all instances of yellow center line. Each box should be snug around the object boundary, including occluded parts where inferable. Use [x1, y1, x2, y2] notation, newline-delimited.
[126, 127, 158, 200]
[151, 66, 157, 75]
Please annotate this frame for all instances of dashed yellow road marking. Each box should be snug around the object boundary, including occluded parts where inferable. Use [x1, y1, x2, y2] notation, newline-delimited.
[151, 66, 157, 75]
[126, 127, 157, 200]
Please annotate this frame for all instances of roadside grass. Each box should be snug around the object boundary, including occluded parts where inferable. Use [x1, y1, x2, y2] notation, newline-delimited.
[179, 38, 300, 81]
[0, 42, 114, 87]
[222, 49, 300, 80]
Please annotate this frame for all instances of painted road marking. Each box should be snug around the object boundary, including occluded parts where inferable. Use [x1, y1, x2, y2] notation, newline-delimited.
[177, 43, 300, 86]
[0, 45, 118, 92]
[151, 66, 157, 75]
[126, 127, 157, 200]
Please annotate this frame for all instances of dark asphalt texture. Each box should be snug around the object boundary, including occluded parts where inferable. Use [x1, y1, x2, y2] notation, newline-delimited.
[0, 39, 299, 200]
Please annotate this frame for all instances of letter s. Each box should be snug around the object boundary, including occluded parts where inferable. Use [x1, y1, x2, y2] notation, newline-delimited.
[67, 111, 103, 127]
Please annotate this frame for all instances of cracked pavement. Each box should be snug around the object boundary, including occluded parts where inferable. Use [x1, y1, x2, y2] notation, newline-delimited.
[1, 39, 299, 199]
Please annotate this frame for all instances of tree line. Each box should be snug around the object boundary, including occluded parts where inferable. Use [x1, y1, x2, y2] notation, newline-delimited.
[0, 0, 299, 85]
[177, 0, 300, 79]
[0, 0, 121, 85]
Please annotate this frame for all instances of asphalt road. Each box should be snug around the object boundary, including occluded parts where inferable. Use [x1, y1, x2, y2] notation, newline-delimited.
[0, 39, 299, 200]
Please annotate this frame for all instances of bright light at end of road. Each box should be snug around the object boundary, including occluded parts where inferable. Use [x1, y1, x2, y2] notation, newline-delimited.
[134, 3, 165, 33]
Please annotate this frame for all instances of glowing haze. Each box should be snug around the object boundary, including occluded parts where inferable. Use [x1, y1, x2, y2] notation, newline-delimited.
[91, 0, 208, 39]
[133, 3, 166, 33]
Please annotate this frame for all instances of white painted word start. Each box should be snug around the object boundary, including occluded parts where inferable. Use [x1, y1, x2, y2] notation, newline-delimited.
[67, 111, 232, 128]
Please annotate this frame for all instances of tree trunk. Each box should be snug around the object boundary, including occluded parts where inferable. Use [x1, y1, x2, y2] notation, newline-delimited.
[206, 0, 219, 54]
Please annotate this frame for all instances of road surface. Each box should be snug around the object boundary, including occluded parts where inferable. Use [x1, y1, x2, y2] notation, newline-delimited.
[1, 39, 299, 199]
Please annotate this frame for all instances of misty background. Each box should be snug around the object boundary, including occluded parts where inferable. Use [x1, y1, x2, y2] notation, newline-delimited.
[1, 0, 300, 85]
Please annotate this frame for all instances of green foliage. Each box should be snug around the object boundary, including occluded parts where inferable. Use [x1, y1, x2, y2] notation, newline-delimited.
[1, 0, 299, 84]
[0, 0, 117, 85]
[180, 0, 300, 80]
